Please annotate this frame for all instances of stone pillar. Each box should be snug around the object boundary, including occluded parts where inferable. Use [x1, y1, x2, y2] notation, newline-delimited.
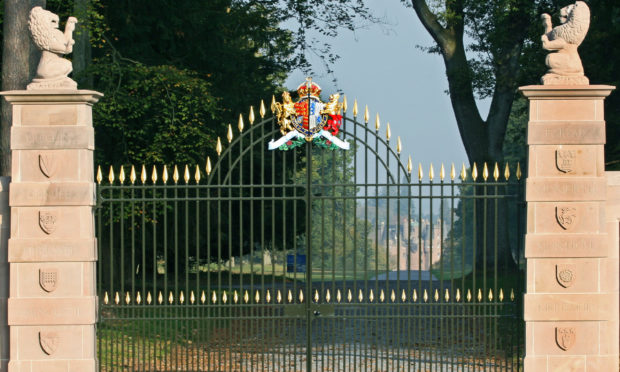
[520, 85, 617, 371]
[1, 90, 102, 372]
[1, 177, 9, 372]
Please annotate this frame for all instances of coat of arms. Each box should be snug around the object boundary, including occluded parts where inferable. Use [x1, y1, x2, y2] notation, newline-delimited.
[556, 149, 576, 173]
[268, 77, 350, 151]
[38, 153, 57, 178]
[39, 210, 58, 234]
[555, 327, 576, 351]
[556, 264, 576, 288]
[556, 206, 577, 230]
[39, 331, 59, 355]
[39, 268, 58, 292]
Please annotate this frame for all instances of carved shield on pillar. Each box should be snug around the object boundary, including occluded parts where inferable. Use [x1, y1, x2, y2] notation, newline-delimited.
[556, 264, 576, 288]
[556, 149, 576, 173]
[556, 206, 577, 230]
[38, 154, 57, 178]
[39, 268, 58, 292]
[39, 210, 58, 234]
[555, 327, 576, 351]
[39, 331, 59, 355]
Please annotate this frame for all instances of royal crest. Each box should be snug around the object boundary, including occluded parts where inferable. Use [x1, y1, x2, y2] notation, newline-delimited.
[556, 149, 576, 173]
[39, 210, 58, 235]
[39, 331, 59, 355]
[39, 268, 58, 292]
[269, 77, 350, 151]
[38, 153, 57, 178]
[555, 327, 576, 351]
[556, 206, 577, 230]
[556, 264, 576, 288]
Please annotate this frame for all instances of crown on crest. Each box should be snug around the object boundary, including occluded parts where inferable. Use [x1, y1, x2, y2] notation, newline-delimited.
[297, 78, 321, 98]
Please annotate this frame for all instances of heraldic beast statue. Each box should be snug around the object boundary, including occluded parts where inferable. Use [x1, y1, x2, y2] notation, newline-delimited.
[540, 1, 590, 85]
[27, 6, 78, 90]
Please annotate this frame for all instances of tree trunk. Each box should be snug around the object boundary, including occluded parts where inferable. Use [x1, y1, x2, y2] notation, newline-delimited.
[73, 0, 92, 88]
[1, 0, 45, 176]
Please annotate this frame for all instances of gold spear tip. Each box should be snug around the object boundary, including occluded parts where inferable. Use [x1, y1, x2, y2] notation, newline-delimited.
[342, 95, 348, 113]
[194, 164, 201, 183]
[396, 136, 402, 154]
[270, 95, 276, 112]
[151, 165, 158, 183]
[407, 156, 412, 174]
[238, 114, 245, 132]
[260, 99, 266, 118]
[184, 164, 190, 183]
[493, 162, 499, 181]
[353, 99, 358, 117]
[504, 162, 510, 181]
[227, 124, 233, 143]
[429, 163, 435, 181]
[173, 164, 179, 183]
[440, 163, 445, 181]
[472, 162, 478, 180]
[482, 162, 489, 181]
[386, 122, 391, 140]
[374, 112, 380, 131]
[96, 165, 102, 184]
[130, 165, 136, 184]
[248, 107, 255, 125]
[418, 163, 423, 181]
[108, 165, 115, 184]
[119, 165, 125, 184]
[206, 156, 212, 175]
[364, 105, 370, 123]
[516, 162, 522, 180]
[162, 164, 169, 184]
[141, 164, 147, 184]
[216, 137, 222, 156]
[450, 163, 456, 181]
[460, 162, 467, 181]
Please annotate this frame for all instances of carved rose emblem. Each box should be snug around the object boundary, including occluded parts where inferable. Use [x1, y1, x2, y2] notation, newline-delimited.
[39, 268, 58, 292]
[556, 264, 576, 288]
[39, 210, 58, 234]
[555, 327, 576, 351]
[556, 206, 577, 230]
[39, 331, 59, 355]
[556, 149, 576, 173]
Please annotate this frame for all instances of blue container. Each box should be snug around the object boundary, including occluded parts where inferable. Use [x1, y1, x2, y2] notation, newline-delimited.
[286, 254, 306, 273]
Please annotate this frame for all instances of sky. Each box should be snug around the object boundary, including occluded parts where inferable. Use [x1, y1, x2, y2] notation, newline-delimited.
[284, 0, 489, 171]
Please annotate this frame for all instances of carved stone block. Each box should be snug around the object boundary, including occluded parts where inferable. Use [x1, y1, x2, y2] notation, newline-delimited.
[7, 297, 97, 325]
[11, 150, 93, 183]
[528, 145, 603, 177]
[8, 238, 97, 262]
[527, 202, 604, 234]
[9, 325, 95, 360]
[10, 207, 93, 239]
[11, 104, 93, 127]
[11, 126, 95, 150]
[524, 293, 612, 321]
[10, 262, 95, 298]
[526, 178, 607, 202]
[525, 234, 607, 258]
[9, 183, 95, 207]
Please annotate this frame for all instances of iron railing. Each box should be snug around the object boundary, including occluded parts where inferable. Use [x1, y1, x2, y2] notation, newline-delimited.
[96, 109, 525, 371]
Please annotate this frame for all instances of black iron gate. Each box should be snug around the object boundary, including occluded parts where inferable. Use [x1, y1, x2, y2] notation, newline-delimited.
[96, 98, 525, 371]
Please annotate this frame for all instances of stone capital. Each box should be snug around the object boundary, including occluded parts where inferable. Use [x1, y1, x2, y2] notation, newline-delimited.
[0, 90, 103, 105]
[519, 85, 615, 99]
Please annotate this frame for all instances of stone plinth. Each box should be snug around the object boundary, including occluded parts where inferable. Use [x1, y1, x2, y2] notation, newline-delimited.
[1, 90, 102, 372]
[520, 85, 617, 372]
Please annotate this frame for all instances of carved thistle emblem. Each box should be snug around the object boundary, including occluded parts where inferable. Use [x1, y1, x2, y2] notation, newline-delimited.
[556, 206, 577, 230]
[556, 149, 576, 173]
[39, 210, 58, 234]
[39, 331, 59, 355]
[38, 154, 57, 178]
[556, 264, 576, 288]
[39, 268, 58, 292]
[555, 327, 576, 351]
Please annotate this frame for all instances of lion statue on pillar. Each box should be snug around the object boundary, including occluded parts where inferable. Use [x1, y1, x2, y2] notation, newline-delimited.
[540, 1, 590, 85]
[27, 6, 78, 90]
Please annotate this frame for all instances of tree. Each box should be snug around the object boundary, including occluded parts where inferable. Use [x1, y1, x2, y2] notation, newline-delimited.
[1, 0, 45, 176]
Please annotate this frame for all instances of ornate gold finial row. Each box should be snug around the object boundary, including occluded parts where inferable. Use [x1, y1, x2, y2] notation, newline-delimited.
[102, 287, 515, 305]
[96, 161, 521, 185]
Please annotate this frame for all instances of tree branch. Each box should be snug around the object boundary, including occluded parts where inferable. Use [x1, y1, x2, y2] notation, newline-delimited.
[410, 0, 453, 54]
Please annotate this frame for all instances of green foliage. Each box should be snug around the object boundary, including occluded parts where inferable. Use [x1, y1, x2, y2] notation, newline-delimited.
[91, 61, 220, 165]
